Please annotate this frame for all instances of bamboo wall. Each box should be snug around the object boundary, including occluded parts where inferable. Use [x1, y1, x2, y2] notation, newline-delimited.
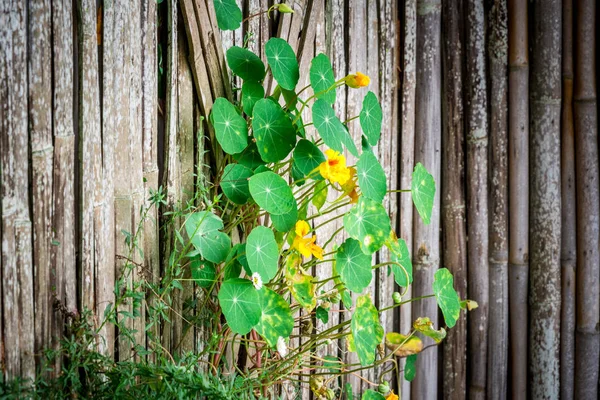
[0, 0, 598, 398]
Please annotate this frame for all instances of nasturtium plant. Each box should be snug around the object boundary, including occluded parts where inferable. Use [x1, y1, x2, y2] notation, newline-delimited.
[249, 171, 296, 215]
[360, 91, 383, 146]
[213, 0, 242, 31]
[265, 38, 299, 90]
[344, 197, 392, 255]
[357, 150, 387, 203]
[246, 226, 279, 282]
[164, 10, 478, 396]
[252, 98, 297, 162]
[212, 98, 248, 155]
[255, 288, 294, 347]
[412, 162, 436, 224]
[351, 295, 384, 366]
[221, 163, 253, 204]
[433, 268, 462, 328]
[312, 99, 359, 157]
[217, 279, 261, 335]
[336, 238, 373, 294]
[226, 46, 265, 82]
[184, 211, 231, 263]
[310, 53, 336, 105]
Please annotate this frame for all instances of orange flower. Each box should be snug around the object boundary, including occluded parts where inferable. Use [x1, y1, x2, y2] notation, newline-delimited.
[319, 149, 351, 185]
[345, 72, 370, 88]
[292, 220, 324, 260]
[385, 391, 399, 400]
[340, 167, 360, 203]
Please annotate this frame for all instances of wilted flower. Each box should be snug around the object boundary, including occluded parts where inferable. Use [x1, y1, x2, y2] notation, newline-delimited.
[340, 166, 360, 203]
[292, 220, 324, 260]
[277, 336, 288, 357]
[319, 149, 351, 185]
[251, 272, 263, 290]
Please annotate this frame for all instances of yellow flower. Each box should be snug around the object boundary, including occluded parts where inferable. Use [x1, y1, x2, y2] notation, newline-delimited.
[292, 220, 324, 260]
[385, 391, 399, 400]
[319, 149, 351, 185]
[340, 167, 360, 204]
[345, 72, 370, 88]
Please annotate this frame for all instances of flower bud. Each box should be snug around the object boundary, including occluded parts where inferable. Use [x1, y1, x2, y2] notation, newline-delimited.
[392, 291, 402, 304]
[276, 3, 294, 13]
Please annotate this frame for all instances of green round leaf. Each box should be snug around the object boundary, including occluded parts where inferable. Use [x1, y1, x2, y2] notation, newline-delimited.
[255, 288, 294, 347]
[185, 212, 231, 263]
[293, 139, 326, 178]
[249, 171, 296, 215]
[405, 354, 417, 381]
[233, 141, 265, 170]
[252, 99, 297, 162]
[412, 162, 436, 225]
[312, 99, 358, 157]
[433, 268, 461, 328]
[357, 151, 387, 203]
[190, 257, 216, 288]
[226, 46, 265, 82]
[351, 295, 383, 366]
[213, 0, 242, 31]
[242, 81, 265, 117]
[413, 317, 446, 343]
[265, 38, 299, 90]
[362, 391, 385, 400]
[221, 164, 253, 204]
[309, 53, 336, 105]
[271, 205, 298, 232]
[343, 197, 391, 255]
[386, 236, 413, 287]
[218, 279, 261, 335]
[246, 226, 279, 282]
[336, 238, 372, 293]
[359, 92, 383, 146]
[212, 98, 248, 154]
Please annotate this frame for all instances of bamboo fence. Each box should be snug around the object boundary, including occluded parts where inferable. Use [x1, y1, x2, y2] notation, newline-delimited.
[0, 0, 597, 398]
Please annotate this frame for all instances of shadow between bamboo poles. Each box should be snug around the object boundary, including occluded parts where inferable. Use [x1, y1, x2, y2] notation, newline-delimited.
[507, 0, 529, 397]
[559, 0, 576, 397]
[573, 0, 600, 397]
[441, 0, 468, 398]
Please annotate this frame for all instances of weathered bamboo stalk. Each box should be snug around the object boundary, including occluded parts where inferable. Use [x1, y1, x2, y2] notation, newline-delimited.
[560, 0, 576, 397]
[412, 0, 442, 397]
[28, 0, 54, 374]
[51, 0, 77, 371]
[465, 0, 489, 397]
[399, 0, 416, 397]
[507, 0, 529, 396]
[573, 0, 600, 397]
[441, 0, 467, 397]
[142, 0, 160, 359]
[487, 0, 509, 398]
[529, 0, 562, 397]
[100, 0, 116, 358]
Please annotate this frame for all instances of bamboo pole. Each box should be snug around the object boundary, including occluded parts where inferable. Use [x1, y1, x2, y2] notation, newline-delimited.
[441, 0, 467, 397]
[529, 0, 562, 397]
[412, 0, 442, 397]
[573, 0, 599, 397]
[464, 0, 489, 397]
[51, 0, 77, 372]
[507, 0, 529, 396]
[399, 0, 416, 397]
[100, 0, 116, 359]
[28, 0, 54, 374]
[487, 0, 509, 398]
[0, 0, 35, 379]
[560, 0, 576, 397]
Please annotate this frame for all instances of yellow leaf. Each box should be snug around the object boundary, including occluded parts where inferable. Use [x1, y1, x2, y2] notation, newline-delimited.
[385, 332, 423, 357]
